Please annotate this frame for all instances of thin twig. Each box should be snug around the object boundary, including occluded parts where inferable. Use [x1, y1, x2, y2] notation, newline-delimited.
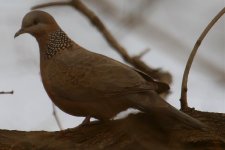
[133, 48, 150, 59]
[52, 103, 63, 130]
[180, 7, 225, 110]
[31, 1, 70, 10]
[31, 0, 172, 84]
[0, 91, 14, 94]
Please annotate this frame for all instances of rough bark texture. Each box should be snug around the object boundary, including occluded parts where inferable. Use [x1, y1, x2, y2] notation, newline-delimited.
[0, 110, 224, 150]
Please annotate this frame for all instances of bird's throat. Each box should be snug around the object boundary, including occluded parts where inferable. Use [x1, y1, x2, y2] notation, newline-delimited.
[40, 29, 73, 60]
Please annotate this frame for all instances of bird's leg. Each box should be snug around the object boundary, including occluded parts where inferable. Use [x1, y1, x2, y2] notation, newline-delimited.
[80, 116, 91, 125]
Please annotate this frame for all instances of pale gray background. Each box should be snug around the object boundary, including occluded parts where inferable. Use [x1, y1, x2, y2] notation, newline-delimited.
[0, 0, 224, 131]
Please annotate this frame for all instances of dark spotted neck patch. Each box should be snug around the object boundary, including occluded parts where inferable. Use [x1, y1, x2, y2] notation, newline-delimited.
[45, 29, 73, 59]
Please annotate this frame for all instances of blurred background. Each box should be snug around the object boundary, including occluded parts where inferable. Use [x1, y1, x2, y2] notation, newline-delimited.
[0, 0, 224, 131]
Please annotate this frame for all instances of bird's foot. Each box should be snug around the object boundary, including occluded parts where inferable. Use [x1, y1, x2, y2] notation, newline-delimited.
[77, 116, 91, 127]
[181, 107, 195, 113]
[82, 116, 91, 125]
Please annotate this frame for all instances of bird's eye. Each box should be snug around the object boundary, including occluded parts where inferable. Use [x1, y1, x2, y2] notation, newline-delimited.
[33, 19, 39, 25]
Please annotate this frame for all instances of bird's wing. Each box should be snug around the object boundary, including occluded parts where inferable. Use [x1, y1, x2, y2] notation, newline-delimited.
[49, 49, 161, 100]
[84, 52, 170, 95]
[84, 63, 155, 96]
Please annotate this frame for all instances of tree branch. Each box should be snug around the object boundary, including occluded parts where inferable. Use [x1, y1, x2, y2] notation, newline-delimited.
[31, 0, 172, 85]
[0, 91, 13, 94]
[52, 103, 63, 130]
[180, 7, 225, 110]
[0, 111, 224, 150]
[31, 1, 70, 9]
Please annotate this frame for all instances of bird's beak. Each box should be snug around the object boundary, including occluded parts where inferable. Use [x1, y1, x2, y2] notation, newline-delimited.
[14, 28, 26, 38]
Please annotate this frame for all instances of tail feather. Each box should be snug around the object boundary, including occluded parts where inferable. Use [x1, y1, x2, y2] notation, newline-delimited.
[131, 91, 207, 130]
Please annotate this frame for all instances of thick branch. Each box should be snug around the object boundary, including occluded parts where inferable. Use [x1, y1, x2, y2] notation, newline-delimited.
[32, 0, 172, 84]
[180, 7, 225, 110]
[0, 111, 224, 150]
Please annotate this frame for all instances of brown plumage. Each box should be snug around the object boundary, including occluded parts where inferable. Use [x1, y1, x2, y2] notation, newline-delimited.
[15, 10, 206, 129]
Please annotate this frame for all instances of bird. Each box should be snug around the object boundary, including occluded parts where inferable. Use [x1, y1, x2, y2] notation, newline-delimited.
[15, 10, 206, 129]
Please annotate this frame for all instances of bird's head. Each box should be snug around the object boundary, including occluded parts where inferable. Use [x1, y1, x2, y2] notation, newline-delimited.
[14, 10, 59, 39]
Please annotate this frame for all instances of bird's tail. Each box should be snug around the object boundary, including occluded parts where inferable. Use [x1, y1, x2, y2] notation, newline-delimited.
[130, 91, 207, 130]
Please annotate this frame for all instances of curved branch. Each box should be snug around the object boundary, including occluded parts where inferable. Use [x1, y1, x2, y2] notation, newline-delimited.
[31, 1, 70, 9]
[180, 7, 225, 110]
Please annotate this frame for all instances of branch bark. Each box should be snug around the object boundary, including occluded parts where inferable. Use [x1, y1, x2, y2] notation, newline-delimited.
[180, 7, 225, 110]
[0, 111, 224, 150]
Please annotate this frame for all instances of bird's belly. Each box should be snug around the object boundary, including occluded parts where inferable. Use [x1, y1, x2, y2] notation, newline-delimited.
[40, 66, 131, 120]
[50, 95, 129, 120]
[51, 96, 95, 117]
[43, 82, 130, 120]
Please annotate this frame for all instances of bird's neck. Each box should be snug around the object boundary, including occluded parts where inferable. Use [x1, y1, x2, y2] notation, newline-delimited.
[37, 29, 73, 60]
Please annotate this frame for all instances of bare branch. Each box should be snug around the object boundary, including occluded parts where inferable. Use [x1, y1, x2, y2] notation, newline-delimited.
[31, 1, 70, 10]
[180, 7, 225, 110]
[52, 103, 63, 130]
[0, 91, 14, 95]
[133, 48, 150, 59]
[32, 0, 172, 84]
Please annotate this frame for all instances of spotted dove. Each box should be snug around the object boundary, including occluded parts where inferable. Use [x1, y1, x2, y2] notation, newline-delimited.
[15, 10, 206, 129]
